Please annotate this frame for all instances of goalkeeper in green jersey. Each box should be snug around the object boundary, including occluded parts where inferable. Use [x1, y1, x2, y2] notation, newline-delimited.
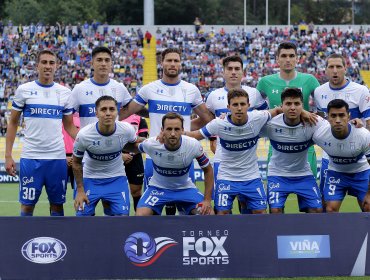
[257, 42, 320, 177]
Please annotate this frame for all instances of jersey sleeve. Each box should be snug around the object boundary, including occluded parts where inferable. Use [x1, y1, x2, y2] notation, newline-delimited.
[359, 87, 370, 120]
[62, 88, 74, 115]
[138, 137, 154, 154]
[73, 133, 86, 158]
[363, 131, 370, 159]
[118, 83, 132, 108]
[200, 119, 219, 138]
[205, 91, 215, 114]
[193, 141, 210, 168]
[122, 122, 138, 143]
[256, 78, 267, 99]
[190, 86, 204, 109]
[308, 75, 320, 95]
[254, 88, 269, 110]
[70, 84, 81, 112]
[134, 86, 149, 106]
[12, 85, 26, 111]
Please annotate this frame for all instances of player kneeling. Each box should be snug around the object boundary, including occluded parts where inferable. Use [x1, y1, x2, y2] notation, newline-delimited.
[136, 112, 214, 216]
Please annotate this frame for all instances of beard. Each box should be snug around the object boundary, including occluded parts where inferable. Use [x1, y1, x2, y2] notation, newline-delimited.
[163, 68, 179, 78]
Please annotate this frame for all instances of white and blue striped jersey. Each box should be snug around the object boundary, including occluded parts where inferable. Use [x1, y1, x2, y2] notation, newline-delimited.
[73, 121, 137, 178]
[138, 136, 210, 190]
[205, 85, 268, 163]
[71, 78, 132, 128]
[134, 80, 204, 137]
[261, 114, 325, 177]
[313, 81, 370, 120]
[312, 123, 370, 173]
[200, 110, 271, 181]
[313, 80, 370, 160]
[12, 80, 73, 159]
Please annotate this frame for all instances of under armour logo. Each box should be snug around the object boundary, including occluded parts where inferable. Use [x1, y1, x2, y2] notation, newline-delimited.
[156, 89, 164, 94]
[272, 89, 279, 94]
[324, 142, 331, 146]
[86, 91, 93, 95]
[92, 140, 100, 146]
[30, 91, 38, 95]
[275, 128, 283, 133]
[155, 151, 162, 157]
[224, 127, 232, 131]
[321, 95, 327, 99]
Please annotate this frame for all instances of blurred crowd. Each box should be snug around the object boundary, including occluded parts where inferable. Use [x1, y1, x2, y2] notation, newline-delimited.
[0, 20, 370, 135]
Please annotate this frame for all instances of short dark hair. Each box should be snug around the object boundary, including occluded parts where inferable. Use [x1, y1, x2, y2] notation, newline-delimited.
[92, 46, 112, 58]
[161, 48, 181, 62]
[222, 55, 243, 68]
[327, 99, 349, 114]
[227, 88, 249, 105]
[162, 112, 184, 128]
[326, 53, 346, 68]
[277, 42, 297, 56]
[95, 95, 117, 109]
[281, 87, 303, 103]
[37, 50, 57, 63]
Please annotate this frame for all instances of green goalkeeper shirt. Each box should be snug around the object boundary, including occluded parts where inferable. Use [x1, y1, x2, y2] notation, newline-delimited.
[257, 72, 320, 110]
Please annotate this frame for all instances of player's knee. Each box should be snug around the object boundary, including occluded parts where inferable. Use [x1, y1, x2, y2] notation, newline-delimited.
[129, 184, 142, 198]
[325, 205, 339, 213]
[216, 210, 231, 215]
[252, 209, 266, 214]
[307, 207, 323, 213]
[136, 207, 153, 216]
[21, 204, 35, 216]
[269, 208, 283, 214]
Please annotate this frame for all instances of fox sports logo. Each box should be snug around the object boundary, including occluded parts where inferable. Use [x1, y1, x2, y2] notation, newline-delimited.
[124, 232, 177, 267]
[21, 237, 67, 264]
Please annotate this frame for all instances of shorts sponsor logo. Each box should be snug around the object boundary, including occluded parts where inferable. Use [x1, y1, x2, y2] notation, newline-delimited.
[182, 230, 229, 265]
[277, 235, 330, 259]
[124, 232, 177, 267]
[21, 237, 67, 264]
[22, 176, 34, 186]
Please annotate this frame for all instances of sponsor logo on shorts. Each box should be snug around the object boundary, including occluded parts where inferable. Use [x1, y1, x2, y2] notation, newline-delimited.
[21, 237, 67, 264]
[182, 230, 229, 265]
[277, 235, 330, 259]
[124, 232, 177, 267]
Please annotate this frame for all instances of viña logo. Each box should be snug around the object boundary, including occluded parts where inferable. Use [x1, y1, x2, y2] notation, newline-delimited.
[290, 240, 320, 253]
[182, 230, 229, 265]
[21, 237, 67, 264]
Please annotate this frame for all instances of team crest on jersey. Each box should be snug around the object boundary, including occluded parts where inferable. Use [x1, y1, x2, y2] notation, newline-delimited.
[236, 128, 244, 135]
[99, 89, 105, 96]
[105, 139, 113, 147]
[167, 155, 174, 161]
[345, 93, 350, 100]
[365, 96, 370, 103]
[289, 128, 295, 136]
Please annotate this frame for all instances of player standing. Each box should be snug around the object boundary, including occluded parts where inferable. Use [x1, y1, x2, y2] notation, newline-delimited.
[257, 42, 320, 176]
[5, 50, 78, 216]
[313, 53, 370, 192]
[120, 48, 213, 215]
